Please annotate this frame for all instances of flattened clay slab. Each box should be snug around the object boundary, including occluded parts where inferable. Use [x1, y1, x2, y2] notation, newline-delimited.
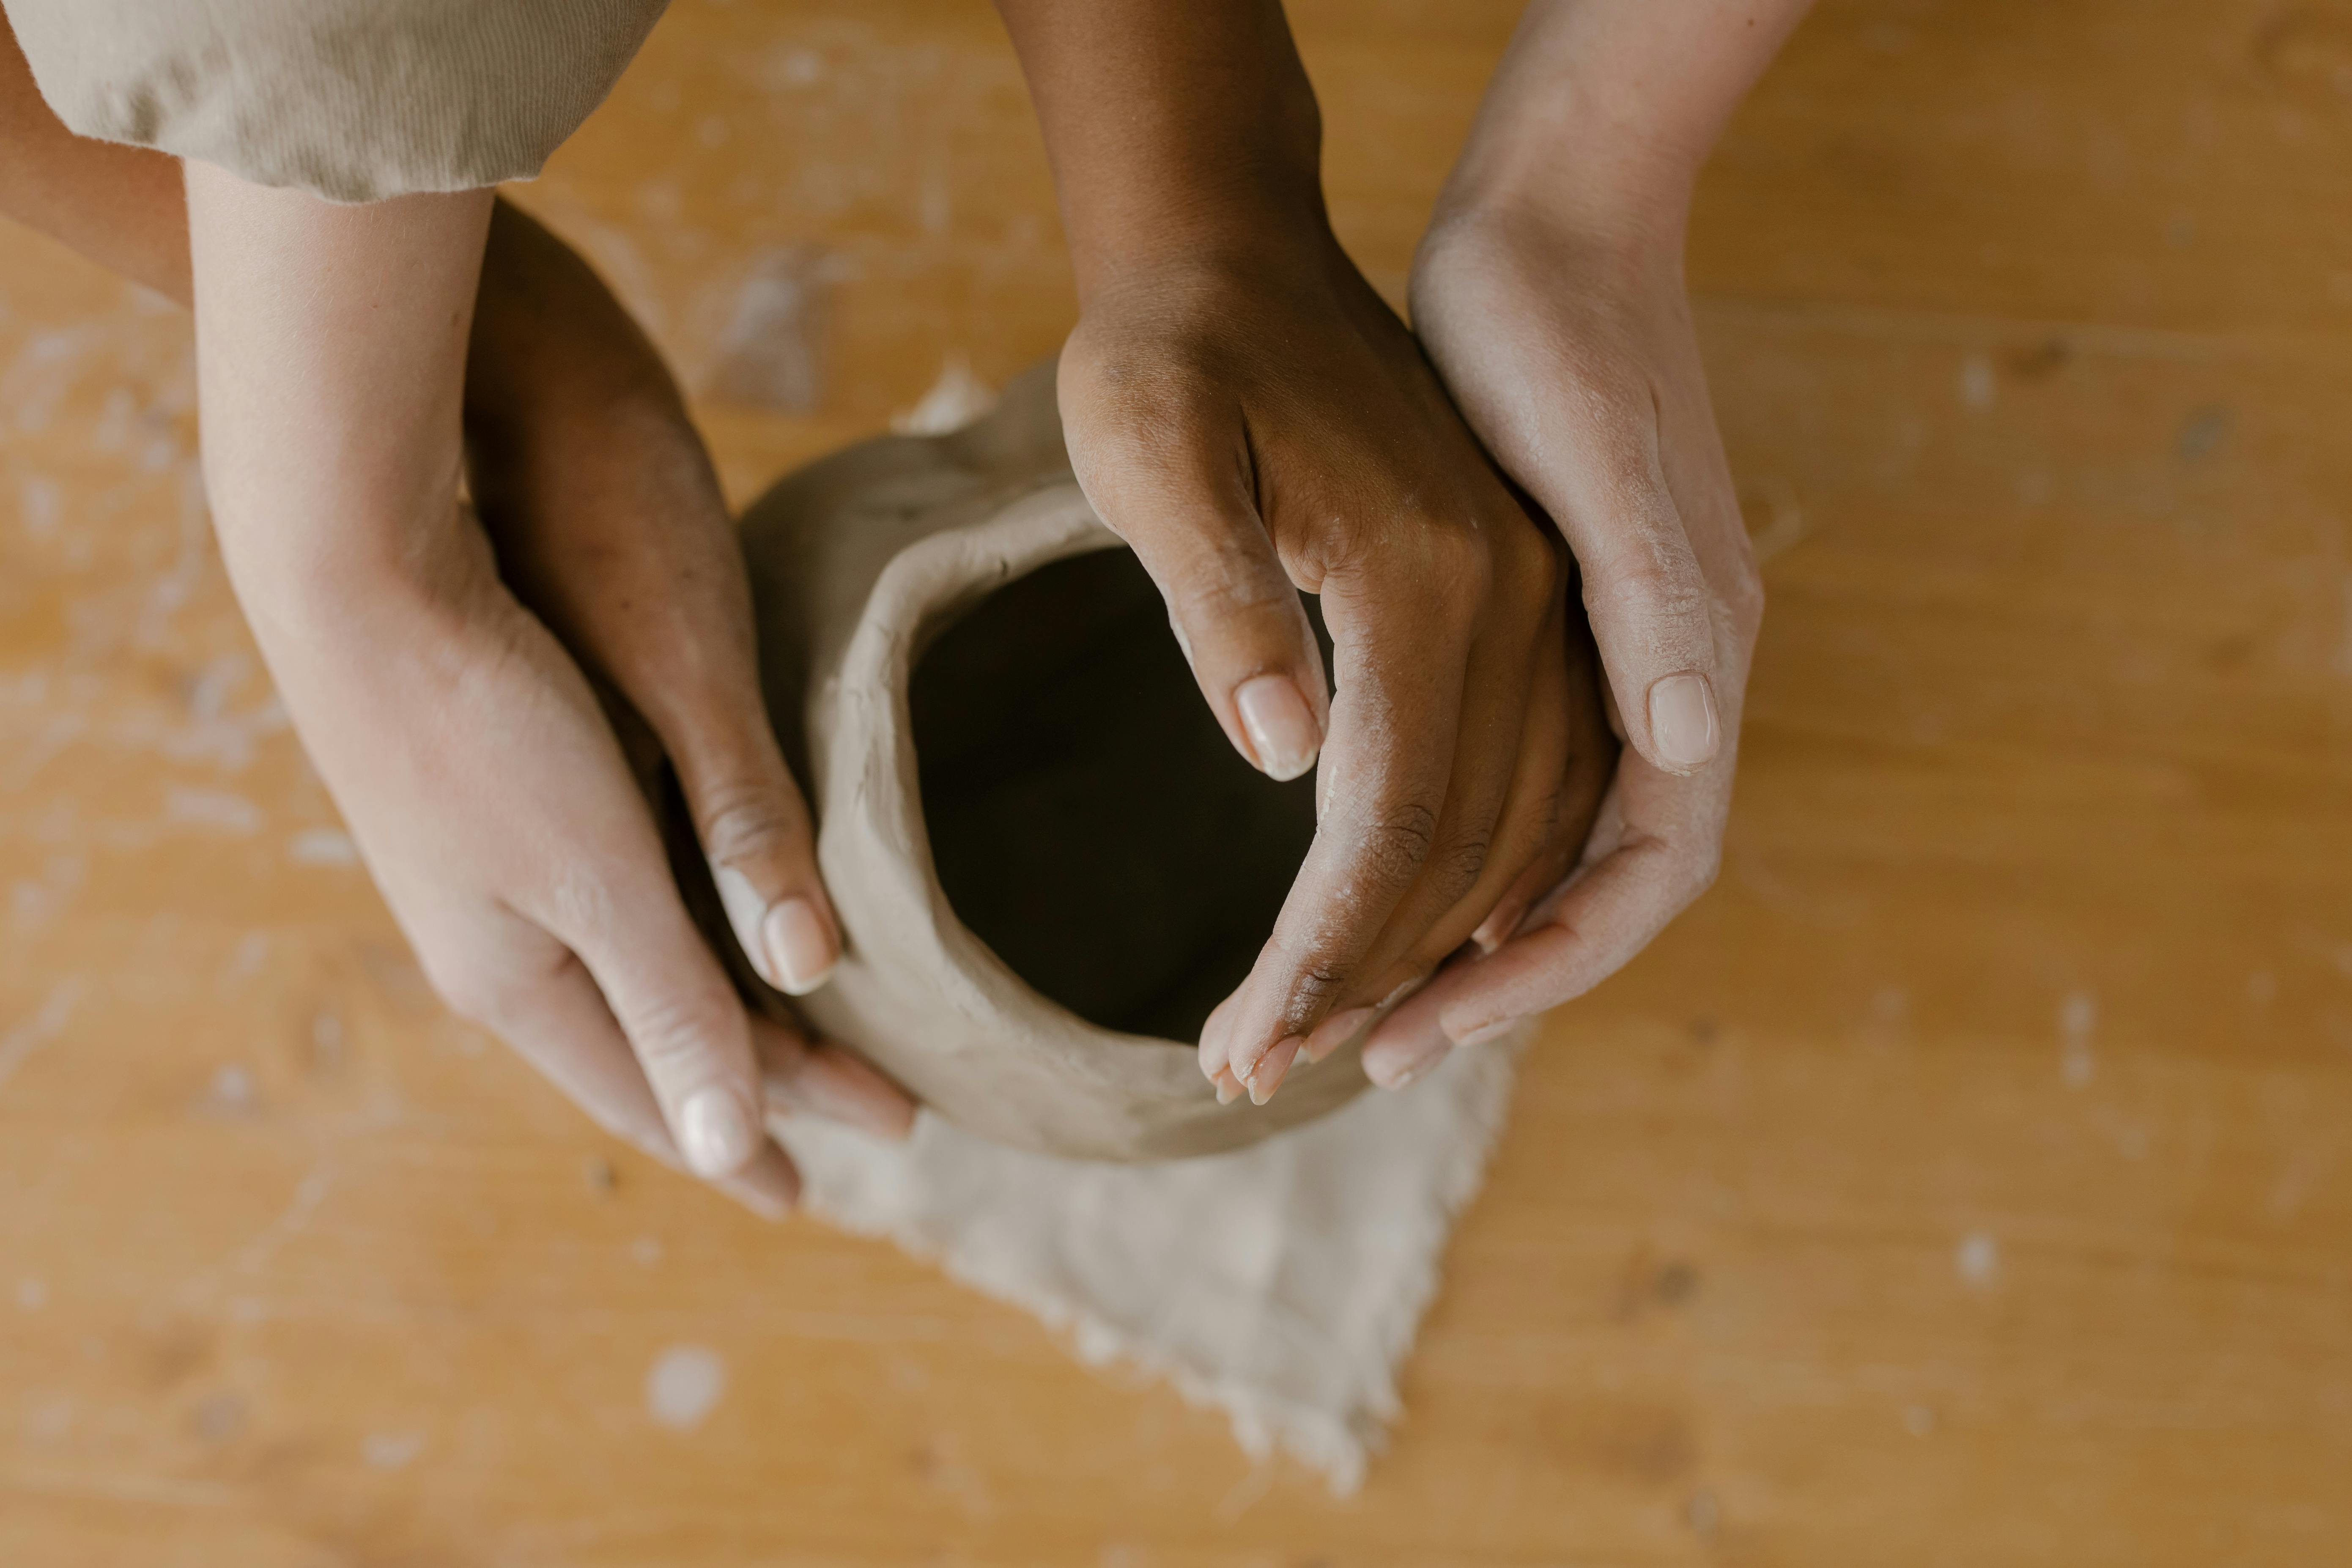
[737, 364, 1367, 1160]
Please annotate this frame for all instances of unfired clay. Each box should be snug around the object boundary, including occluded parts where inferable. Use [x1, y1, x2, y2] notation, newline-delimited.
[731, 364, 1367, 1161]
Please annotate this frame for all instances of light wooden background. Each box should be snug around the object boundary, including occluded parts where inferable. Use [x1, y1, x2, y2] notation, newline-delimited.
[5, 1, 2350, 1562]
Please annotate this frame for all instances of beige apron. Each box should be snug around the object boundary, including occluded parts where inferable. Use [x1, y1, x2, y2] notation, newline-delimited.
[4, 0, 665, 201]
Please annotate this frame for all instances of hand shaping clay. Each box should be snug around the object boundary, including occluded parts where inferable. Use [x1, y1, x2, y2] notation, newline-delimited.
[729, 364, 1368, 1160]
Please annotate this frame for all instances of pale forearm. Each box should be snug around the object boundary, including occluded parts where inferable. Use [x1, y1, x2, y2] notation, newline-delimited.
[186, 164, 491, 626]
[2, 14, 688, 499]
[1441, 0, 1815, 244]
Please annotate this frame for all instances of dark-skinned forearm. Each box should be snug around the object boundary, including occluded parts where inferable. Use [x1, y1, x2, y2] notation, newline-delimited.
[992, 0, 1332, 300]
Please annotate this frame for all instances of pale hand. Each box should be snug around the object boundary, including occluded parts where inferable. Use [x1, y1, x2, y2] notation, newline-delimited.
[1360, 206, 1763, 1083]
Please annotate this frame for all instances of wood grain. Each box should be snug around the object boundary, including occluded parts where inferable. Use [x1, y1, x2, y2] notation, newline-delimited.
[3, 1, 2349, 1562]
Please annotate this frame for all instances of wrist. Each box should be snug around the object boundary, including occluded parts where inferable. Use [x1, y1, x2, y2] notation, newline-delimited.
[1428, 124, 1696, 282]
[1428, 0, 1812, 274]
[1417, 182, 1687, 309]
[1073, 202, 1350, 332]
[213, 481, 476, 634]
[1057, 88, 1329, 307]
[998, 0, 1331, 304]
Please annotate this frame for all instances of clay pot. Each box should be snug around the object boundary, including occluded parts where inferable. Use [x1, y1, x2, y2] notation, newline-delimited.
[732, 365, 1368, 1160]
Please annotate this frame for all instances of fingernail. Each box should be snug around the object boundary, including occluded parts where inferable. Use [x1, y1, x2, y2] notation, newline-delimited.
[1364, 1025, 1448, 1090]
[1647, 672, 1721, 771]
[767, 1062, 913, 1141]
[1387, 1055, 1441, 1089]
[1199, 1000, 1235, 1082]
[1381, 975, 1427, 1008]
[1449, 1017, 1520, 1048]
[1235, 674, 1321, 782]
[1229, 1037, 1268, 1086]
[679, 1086, 760, 1176]
[1471, 906, 1520, 954]
[764, 898, 838, 995]
[1305, 1006, 1375, 1063]
[1214, 1068, 1244, 1105]
[1245, 1036, 1303, 1104]
[711, 863, 782, 990]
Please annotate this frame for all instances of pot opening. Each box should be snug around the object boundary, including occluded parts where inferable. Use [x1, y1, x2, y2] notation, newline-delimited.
[908, 546, 1326, 1042]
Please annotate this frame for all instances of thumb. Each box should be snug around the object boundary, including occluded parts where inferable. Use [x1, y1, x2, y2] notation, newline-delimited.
[1519, 388, 1722, 777]
[653, 676, 842, 1001]
[1061, 367, 1328, 782]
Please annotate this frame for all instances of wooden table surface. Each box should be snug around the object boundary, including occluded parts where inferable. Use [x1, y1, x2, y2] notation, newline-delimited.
[5, 2, 2349, 1562]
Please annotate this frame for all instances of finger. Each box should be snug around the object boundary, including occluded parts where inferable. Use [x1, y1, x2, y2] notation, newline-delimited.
[1257, 620, 1546, 1097]
[1243, 1035, 1302, 1105]
[1059, 360, 1330, 781]
[1468, 807, 1582, 957]
[544, 851, 775, 1184]
[1358, 1003, 1454, 1091]
[1198, 989, 1240, 1083]
[1209, 532, 1475, 1091]
[1469, 617, 1620, 954]
[1332, 522, 1569, 1014]
[751, 1016, 915, 1141]
[1193, 991, 1252, 1103]
[1302, 1003, 1375, 1064]
[1508, 374, 1724, 778]
[1363, 765, 1727, 1067]
[1357, 598, 1617, 1082]
[487, 940, 801, 1217]
[668, 707, 842, 999]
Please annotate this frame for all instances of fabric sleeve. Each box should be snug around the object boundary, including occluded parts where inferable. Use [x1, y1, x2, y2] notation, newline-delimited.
[3, 0, 669, 203]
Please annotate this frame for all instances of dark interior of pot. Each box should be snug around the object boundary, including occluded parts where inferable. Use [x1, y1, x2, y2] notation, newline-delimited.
[908, 546, 1326, 1043]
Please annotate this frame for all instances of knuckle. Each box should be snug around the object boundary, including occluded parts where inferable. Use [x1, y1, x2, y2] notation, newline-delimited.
[1587, 536, 1710, 645]
[418, 950, 536, 1033]
[616, 989, 735, 1077]
[1722, 556, 1767, 628]
[1431, 826, 1493, 905]
[1164, 543, 1294, 630]
[1297, 960, 1352, 1003]
[1070, 344, 1221, 450]
[1679, 843, 1724, 905]
[1250, 932, 1356, 1033]
[1418, 522, 1494, 611]
[541, 864, 619, 949]
[1500, 521, 1563, 612]
[696, 781, 811, 873]
[1277, 957, 1355, 1031]
[1358, 798, 1440, 887]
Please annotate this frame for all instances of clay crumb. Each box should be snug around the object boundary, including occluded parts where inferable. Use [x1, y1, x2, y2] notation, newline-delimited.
[891, 356, 997, 436]
[1956, 1231, 2000, 1288]
[647, 1345, 726, 1431]
[363, 1431, 425, 1470]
